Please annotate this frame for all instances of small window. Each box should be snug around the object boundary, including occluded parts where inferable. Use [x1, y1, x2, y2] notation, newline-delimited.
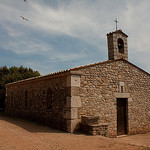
[119, 82, 125, 93]
[118, 38, 124, 54]
[11, 92, 14, 107]
[47, 88, 53, 109]
[25, 90, 28, 108]
[121, 86, 124, 93]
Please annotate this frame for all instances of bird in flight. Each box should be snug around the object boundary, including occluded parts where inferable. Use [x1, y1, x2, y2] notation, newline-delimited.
[20, 16, 28, 21]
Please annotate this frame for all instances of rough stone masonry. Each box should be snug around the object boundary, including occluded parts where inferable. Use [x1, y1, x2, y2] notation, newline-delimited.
[5, 30, 150, 137]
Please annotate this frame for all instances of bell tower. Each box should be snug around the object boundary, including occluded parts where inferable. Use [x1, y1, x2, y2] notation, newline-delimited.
[107, 30, 128, 61]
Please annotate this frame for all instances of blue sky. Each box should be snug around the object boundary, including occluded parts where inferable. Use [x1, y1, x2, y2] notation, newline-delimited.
[0, 0, 150, 75]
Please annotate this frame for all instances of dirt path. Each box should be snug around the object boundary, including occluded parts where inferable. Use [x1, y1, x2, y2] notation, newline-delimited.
[0, 114, 149, 150]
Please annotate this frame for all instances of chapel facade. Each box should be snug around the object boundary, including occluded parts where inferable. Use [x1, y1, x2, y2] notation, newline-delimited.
[5, 30, 150, 137]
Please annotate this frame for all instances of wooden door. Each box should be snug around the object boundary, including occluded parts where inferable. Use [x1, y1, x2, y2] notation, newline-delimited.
[117, 98, 127, 136]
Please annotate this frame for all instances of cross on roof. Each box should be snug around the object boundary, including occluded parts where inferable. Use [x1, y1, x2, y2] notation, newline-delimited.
[114, 18, 119, 30]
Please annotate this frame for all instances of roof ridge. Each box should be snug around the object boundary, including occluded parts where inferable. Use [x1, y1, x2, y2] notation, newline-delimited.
[70, 59, 117, 71]
[107, 29, 128, 37]
[6, 58, 150, 86]
[5, 59, 116, 86]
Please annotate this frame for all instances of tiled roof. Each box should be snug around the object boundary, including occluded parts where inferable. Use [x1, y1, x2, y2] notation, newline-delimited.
[107, 29, 128, 37]
[5, 59, 150, 86]
[5, 68, 70, 86]
[69, 59, 115, 70]
[5, 59, 115, 86]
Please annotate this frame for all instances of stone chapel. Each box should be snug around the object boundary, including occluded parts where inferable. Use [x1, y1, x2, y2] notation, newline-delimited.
[5, 30, 150, 137]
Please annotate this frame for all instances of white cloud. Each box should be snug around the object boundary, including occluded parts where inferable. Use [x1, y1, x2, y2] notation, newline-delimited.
[3, 40, 51, 55]
[28, 1, 102, 39]
[0, 0, 150, 74]
[122, 1, 150, 52]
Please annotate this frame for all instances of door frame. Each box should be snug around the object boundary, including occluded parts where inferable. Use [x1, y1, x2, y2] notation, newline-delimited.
[117, 98, 128, 136]
[114, 92, 131, 137]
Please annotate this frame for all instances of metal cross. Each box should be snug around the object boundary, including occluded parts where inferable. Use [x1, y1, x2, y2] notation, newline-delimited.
[114, 18, 119, 30]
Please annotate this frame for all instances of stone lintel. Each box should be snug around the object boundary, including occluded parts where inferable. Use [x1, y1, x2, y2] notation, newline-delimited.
[119, 82, 124, 86]
[114, 93, 130, 98]
[66, 96, 81, 108]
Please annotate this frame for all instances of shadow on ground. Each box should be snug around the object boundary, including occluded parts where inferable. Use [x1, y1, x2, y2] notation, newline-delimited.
[0, 112, 66, 134]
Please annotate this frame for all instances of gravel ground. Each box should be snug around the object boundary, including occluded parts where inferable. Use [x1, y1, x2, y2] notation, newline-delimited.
[0, 114, 149, 150]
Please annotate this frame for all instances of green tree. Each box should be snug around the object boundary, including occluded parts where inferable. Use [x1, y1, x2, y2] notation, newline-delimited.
[0, 66, 40, 108]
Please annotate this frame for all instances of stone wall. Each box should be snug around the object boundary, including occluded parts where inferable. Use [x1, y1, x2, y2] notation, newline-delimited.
[5, 73, 68, 131]
[73, 59, 150, 137]
[5, 59, 150, 137]
[5, 71, 82, 132]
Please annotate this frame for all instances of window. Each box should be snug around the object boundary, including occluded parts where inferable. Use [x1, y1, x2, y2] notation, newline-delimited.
[119, 82, 125, 93]
[25, 90, 28, 108]
[121, 86, 124, 93]
[47, 88, 53, 109]
[11, 92, 14, 107]
[118, 38, 124, 54]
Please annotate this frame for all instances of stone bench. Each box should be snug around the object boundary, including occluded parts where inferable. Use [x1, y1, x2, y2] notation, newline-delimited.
[80, 116, 108, 137]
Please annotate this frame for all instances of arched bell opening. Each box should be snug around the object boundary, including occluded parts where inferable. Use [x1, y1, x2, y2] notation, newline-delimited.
[118, 38, 124, 54]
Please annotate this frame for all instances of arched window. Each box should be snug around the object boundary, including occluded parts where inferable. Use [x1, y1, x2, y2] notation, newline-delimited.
[118, 38, 124, 54]
[47, 88, 53, 109]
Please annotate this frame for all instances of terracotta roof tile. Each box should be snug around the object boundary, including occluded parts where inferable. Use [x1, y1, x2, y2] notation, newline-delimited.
[5, 59, 150, 86]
